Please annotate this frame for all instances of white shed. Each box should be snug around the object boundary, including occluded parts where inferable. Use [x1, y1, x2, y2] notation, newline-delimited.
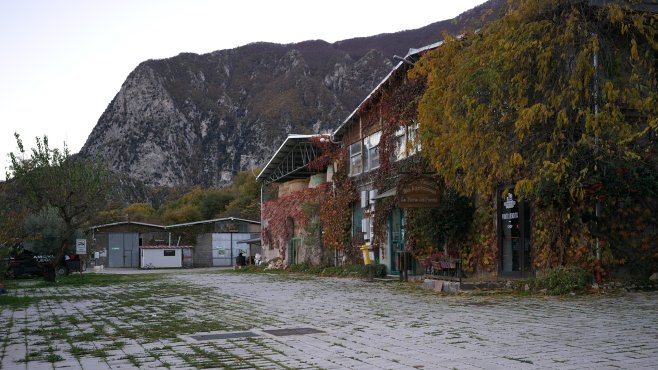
[140, 245, 192, 268]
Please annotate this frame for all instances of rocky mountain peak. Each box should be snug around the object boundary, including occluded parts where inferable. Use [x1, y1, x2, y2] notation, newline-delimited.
[80, 0, 505, 188]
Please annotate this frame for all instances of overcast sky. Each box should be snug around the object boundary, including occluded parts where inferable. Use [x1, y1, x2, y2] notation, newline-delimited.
[0, 0, 487, 180]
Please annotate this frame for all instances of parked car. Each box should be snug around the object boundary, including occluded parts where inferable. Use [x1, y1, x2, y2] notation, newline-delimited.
[6, 254, 42, 278]
[5, 251, 73, 278]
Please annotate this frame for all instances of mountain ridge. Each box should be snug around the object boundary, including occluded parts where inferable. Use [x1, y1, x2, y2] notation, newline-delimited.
[80, 0, 505, 189]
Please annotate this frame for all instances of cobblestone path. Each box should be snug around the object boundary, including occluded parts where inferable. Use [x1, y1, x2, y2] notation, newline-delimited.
[1, 272, 656, 369]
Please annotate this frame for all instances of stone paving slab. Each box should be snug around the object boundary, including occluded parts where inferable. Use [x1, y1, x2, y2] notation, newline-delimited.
[1, 272, 657, 369]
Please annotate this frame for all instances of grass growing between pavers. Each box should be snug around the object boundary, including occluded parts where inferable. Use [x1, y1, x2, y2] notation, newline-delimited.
[0, 295, 37, 309]
[0, 273, 273, 369]
[36, 272, 164, 287]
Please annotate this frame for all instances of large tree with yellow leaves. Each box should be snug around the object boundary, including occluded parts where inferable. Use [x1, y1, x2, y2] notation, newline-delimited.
[415, 0, 657, 277]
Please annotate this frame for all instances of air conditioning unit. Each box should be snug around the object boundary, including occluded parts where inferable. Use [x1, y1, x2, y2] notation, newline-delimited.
[361, 219, 370, 236]
[369, 189, 378, 203]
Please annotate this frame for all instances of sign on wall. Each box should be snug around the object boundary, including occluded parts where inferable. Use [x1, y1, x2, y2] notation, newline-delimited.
[76, 239, 87, 255]
[397, 176, 441, 208]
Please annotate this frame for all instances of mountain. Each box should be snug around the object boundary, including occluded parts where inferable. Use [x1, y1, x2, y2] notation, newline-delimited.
[80, 0, 505, 188]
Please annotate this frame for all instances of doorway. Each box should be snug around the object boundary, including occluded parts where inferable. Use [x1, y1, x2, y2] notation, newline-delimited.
[388, 208, 405, 274]
[289, 237, 300, 265]
[108, 233, 139, 268]
[498, 190, 532, 277]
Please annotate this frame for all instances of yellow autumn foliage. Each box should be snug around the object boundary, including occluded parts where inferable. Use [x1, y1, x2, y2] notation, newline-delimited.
[413, 0, 658, 274]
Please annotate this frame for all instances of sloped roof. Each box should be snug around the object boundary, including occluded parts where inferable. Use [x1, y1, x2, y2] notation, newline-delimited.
[166, 217, 260, 229]
[91, 221, 165, 230]
[332, 41, 443, 140]
[256, 134, 326, 184]
[91, 218, 260, 231]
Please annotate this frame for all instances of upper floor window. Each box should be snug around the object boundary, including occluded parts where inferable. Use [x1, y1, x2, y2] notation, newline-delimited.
[364, 131, 381, 172]
[395, 126, 407, 161]
[349, 141, 362, 176]
[409, 123, 420, 155]
[348, 131, 382, 176]
[395, 123, 421, 160]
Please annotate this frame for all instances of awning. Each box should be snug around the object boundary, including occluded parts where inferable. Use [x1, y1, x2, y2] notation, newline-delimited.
[237, 238, 262, 245]
[371, 188, 396, 200]
[139, 245, 193, 249]
[256, 134, 325, 184]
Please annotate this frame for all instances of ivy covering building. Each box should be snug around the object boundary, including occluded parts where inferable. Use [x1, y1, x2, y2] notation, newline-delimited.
[258, 0, 657, 282]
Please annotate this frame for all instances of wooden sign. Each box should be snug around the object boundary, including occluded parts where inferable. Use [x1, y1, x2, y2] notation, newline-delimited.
[398, 176, 441, 208]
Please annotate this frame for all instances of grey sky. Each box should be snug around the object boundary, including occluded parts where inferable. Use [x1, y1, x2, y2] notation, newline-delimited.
[0, 0, 487, 180]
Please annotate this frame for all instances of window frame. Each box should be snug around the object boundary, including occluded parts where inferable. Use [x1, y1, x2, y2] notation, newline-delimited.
[408, 122, 420, 156]
[395, 126, 407, 161]
[394, 123, 421, 161]
[363, 131, 381, 172]
[349, 141, 363, 176]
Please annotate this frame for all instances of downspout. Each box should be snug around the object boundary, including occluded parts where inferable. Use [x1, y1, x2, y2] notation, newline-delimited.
[260, 182, 264, 253]
[593, 35, 601, 285]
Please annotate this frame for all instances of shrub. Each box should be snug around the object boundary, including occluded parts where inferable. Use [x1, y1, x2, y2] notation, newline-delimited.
[289, 262, 323, 274]
[232, 262, 387, 279]
[527, 266, 589, 295]
[544, 266, 589, 295]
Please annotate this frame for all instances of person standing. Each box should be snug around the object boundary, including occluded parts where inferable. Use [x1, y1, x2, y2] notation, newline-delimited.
[236, 252, 246, 269]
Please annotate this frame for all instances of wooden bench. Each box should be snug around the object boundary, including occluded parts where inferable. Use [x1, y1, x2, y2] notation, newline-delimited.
[428, 258, 464, 281]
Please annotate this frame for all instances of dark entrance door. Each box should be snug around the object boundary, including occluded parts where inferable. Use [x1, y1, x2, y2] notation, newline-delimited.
[389, 208, 405, 274]
[499, 191, 532, 277]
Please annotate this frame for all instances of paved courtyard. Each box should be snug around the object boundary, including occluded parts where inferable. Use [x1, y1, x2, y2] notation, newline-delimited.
[1, 271, 657, 369]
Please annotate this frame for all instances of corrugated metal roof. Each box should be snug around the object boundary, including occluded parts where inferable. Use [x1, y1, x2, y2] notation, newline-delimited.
[256, 134, 327, 184]
[166, 217, 260, 229]
[91, 221, 166, 230]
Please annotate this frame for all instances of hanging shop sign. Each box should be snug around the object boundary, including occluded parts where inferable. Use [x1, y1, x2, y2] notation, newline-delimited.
[398, 176, 441, 208]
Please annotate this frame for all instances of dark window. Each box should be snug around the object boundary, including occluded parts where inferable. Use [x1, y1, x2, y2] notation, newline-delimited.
[349, 141, 362, 176]
[352, 205, 363, 235]
[164, 250, 175, 256]
[363, 131, 381, 171]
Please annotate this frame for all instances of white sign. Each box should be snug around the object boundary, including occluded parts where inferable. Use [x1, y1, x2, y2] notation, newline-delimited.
[76, 239, 87, 255]
[504, 193, 517, 209]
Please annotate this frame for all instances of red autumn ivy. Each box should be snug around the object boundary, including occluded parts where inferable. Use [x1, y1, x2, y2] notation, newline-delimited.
[261, 184, 330, 257]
